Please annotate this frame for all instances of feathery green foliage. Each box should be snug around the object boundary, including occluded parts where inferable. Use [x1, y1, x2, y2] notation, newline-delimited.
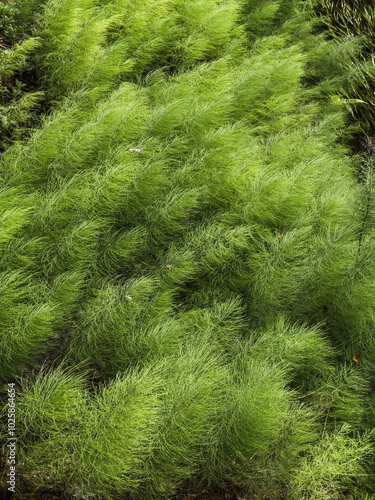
[0, 1, 45, 149]
[1, 0, 375, 498]
[316, 0, 375, 133]
[288, 425, 374, 499]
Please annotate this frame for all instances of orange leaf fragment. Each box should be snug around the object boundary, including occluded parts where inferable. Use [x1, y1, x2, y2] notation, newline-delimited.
[353, 353, 362, 363]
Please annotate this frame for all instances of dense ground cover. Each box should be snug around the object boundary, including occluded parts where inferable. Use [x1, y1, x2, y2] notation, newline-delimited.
[1, 0, 375, 498]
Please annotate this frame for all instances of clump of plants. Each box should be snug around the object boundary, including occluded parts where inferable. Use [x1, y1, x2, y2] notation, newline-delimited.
[315, 0, 375, 134]
[1, 0, 375, 498]
[0, 0, 45, 151]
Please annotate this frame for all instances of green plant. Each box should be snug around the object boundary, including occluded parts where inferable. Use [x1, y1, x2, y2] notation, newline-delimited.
[315, 0, 375, 133]
[1, 0, 375, 498]
[288, 425, 374, 499]
[0, 27, 44, 150]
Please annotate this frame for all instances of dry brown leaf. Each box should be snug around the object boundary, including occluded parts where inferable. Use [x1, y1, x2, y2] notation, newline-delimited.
[353, 353, 362, 363]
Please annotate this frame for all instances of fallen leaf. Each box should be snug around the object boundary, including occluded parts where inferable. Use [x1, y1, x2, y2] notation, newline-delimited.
[353, 353, 362, 363]
[275, 229, 282, 239]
